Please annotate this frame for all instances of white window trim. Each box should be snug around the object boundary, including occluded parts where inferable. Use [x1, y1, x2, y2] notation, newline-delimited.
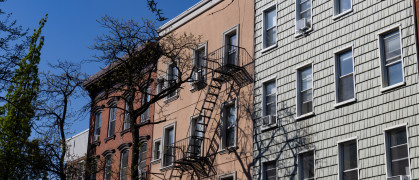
[161, 122, 176, 169]
[119, 149, 129, 180]
[188, 115, 205, 156]
[294, 0, 313, 37]
[383, 123, 411, 178]
[377, 24, 405, 92]
[336, 136, 359, 180]
[295, 63, 315, 120]
[152, 137, 162, 163]
[222, 24, 240, 65]
[219, 99, 238, 151]
[218, 171, 236, 180]
[261, 76, 278, 131]
[297, 149, 315, 180]
[165, 62, 179, 102]
[94, 110, 102, 140]
[190, 42, 208, 91]
[333, 45, 357, 107]
[262, 161, 277, 180]
[107, 105, 117, 137]
[332, 0, 353, 20]
[261, 4, 278, 52]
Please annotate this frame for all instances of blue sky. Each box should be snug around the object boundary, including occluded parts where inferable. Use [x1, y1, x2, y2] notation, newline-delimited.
[2, 0, 199, 137]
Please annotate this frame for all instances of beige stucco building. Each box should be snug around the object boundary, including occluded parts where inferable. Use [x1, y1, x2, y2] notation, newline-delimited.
[149, 0, 255, 179]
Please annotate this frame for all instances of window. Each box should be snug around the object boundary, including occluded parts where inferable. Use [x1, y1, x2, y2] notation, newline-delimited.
[263, 7, 276, 49]
[120, 150, 129, 180]
[338, 139, 358, 180]
[167, 63, 178, 98]
[90, 158, 97, 180]
[139, 142, 148, 179]
[334, 0, 351, 16]
[104, 156, 112, 180]
[94, 111, 102, 141]
[123, 101, 130, 130]
[189, 116, 204, 156]
[385, 126, 410, 177]
[193, 44, 206, 84]
[298, 151, 314, 180]
[295, 0, 312, 33]
[263, 81, 276, 116]
[379, 29, 404, 88]
[263, 161, 277, 180]
[335, 49, 355, 103]
[141, 87, 150, 122]
[221, 102, 236, 149]
[223, 26, 239, 65]
[152, 139, 161, 161]
[77, 162, 84, 180]
[219, 173, 236, 180]
[297, 65, 313, 117]
[156, 78, 164, 94]
[108, 106, 116, 137]
[163, 125, 175, 167]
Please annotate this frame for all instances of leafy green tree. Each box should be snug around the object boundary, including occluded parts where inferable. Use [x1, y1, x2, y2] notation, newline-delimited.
[0, 15, 47, 179]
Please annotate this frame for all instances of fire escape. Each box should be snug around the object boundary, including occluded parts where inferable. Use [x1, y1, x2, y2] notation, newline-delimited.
[166, 45, 254, 179]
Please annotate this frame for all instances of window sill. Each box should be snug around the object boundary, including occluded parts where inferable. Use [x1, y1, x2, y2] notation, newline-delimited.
[261, 44, 277, 54]
[261, 123, 277, 132]
[92, 140, 101, 146]
[190, 81, 206, 92]
[218, 146, 238, 155]
[139, 120, 150, 126]
[104, 135, 116, 143]
[151, 159, 161, 165]
[164, 95, 179, 104]
[332, 8, 353, 20]
[380, 82, 405, 93]
[295, 112, 315, 121]
[120, 129, 131, 136]
[159, 164, 173, 171]
[294, 28, 313, 38]
[334, 98, 357, 108]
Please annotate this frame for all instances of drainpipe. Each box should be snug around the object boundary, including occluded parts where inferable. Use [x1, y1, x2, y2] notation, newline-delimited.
[412, 0, 419, 78]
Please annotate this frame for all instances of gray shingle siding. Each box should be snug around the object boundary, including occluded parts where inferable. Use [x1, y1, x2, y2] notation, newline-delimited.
[253, 0, 419, 179]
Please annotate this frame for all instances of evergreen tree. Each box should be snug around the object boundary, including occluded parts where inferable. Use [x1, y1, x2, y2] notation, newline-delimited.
[0, 15, 47, 179]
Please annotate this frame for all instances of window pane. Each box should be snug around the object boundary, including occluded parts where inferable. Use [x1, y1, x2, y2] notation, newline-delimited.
[226, 128, 235, 147]
[265, 161, 276, 180]
[226, 106, 235, 127]
[266, 28, 276, 47]
[266, 9, 276, 28]
[300, 68, 312, 91]
[265, 82, 276, 95]
[95, 112, 101, 135]
[343, 169, 358, 180]
[109, 121, 115, 136]
[339, 51, 353, 76]
[338, 75, 354, 102]
[300, 0, 311, 13]
[338, 0, 351, 13]
[391, 159, 410, 176]
[384, 32, 401, 61]
[301, 101, 312, 115]
[386, 62, 403, 86]
[266, 103, 276, 116]
[390, 145, 408, 161]
[342, 140, 357, 170]
[389, 128, 407, 146]
[301, 151, 314, 179]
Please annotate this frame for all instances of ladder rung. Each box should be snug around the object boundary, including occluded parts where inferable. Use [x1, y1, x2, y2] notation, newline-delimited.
[209, 85, 221, 89]
[208, 92, 218, 96]
[205, 100, 216, 104]
[213, 77, 224, 82]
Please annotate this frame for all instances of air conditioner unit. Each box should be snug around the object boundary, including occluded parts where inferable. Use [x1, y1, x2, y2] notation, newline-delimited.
[387, 175, 410, 180]
[94, 135, 99, 142]
[193, 71, 203, 82]
[297, 18, 309, 31]
[262, 115, 276, 126]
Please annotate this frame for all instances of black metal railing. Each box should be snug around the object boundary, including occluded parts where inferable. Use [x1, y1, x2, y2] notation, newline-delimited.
[163, 136, 211, 164]
[204, 45, 254, 78]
